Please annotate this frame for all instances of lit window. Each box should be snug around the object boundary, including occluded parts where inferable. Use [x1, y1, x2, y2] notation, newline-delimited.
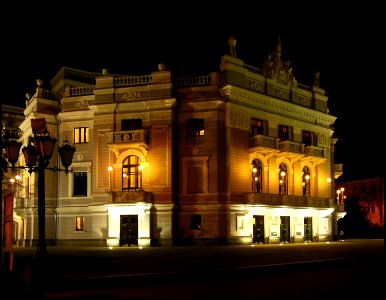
[279, 163, 288, 195]
[302, 166, 311, 196]
[186, 118, 204, 137]
[251, 119, 268, 136]
[75, 216, 84, 231]
[191, 214, 202, 230]
[122, 155, 142, 191]
[252, 159, 263, 193]
[74, 127, 89, 144]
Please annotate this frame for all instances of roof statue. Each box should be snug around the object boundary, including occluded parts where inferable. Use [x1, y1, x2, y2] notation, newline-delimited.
[261, 37, 297, 86]
[313, 71, 320, 87]
[228, 36, 237, 57]
[272, 37, 282, 78]
[262, 54, 274, 79]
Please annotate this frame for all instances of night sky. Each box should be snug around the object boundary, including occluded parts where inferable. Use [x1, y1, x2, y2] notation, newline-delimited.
[2, 2, 383, 181]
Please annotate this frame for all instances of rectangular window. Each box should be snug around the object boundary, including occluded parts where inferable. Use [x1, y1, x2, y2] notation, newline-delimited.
[251, 119, 268, 136]
[278, 125, 293, 141]
[302, 130, 317, 146]
[121, 119, 142, 130]
[191, 214, 202, 230]
[74, 127, 89, 144]
[186, 118, 205, 137]
[302, 130, 312, 146]
[75, 216, 84, 231]
[74, 172, 87, 196]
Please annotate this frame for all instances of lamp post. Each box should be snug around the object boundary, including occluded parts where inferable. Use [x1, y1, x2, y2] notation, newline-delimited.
[108, 166, 113, 191]
[327, 177, 332, 198]
[336, 189, 341, 204]
[280, 171, 286, 194]
[340, 187, 345, 203]
[2, 118, 75, 258]
[252, 167, 257, 192]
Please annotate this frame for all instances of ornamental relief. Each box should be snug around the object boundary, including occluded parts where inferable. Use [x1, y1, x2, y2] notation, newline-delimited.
[151, 126, 167, 135]
[274, 88, 289, 100]
[317, 133, 329, 147]
[119, 91, 142, 101]
[94, 117, 113, 126]
[75, 100, 89, 108]
[248, 79, 265, 93]
[229, 111, 248, 129]
[293, 95, 311, 107]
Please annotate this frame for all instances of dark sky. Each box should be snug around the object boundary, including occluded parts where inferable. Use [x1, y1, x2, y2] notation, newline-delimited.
[2, 2, 383, 181]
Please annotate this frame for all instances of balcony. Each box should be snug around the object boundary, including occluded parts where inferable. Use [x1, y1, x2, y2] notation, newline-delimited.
[249, 135, 279, 155]
[304, 145, 326, 164]
[245, 193, 334, 208]
[278, 140, 304, 160]
[108, 129, 149, 152]
[112, 190, 152, 203]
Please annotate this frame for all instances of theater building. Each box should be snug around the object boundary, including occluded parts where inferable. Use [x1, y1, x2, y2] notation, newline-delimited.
[8, 37, 345, 247]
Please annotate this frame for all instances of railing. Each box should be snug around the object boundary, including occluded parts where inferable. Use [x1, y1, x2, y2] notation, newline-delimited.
[250, 135, 278, 149]
[245, 193, 334, 208]
[174, 75, 212, 87]
[70, 85, 94, 96]
[243, 64, 263, 75]
[109, 129, 148, 145]
[304, 145, 324, 158]
[279, 140, 304, 154]
[114, 75, 152, 87]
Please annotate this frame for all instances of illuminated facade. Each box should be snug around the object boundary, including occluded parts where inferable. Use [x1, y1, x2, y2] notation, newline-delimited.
[8, 38, 345, 247]
[337, 177, 384, 228]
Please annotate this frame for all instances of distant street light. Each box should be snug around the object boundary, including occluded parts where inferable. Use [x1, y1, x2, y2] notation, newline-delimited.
[336, 189, 341, 204]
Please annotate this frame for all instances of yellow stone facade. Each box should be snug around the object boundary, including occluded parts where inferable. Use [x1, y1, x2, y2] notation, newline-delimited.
[9, 41, 345, 247]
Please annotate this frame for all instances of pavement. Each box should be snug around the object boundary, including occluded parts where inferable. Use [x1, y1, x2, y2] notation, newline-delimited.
[0, 239, 384, 299]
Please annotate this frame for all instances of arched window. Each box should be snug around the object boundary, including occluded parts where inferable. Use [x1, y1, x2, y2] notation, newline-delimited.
[279, 163, 288, 195]
[122, 155, 142, 191]
[302, 166, 310, 196]
[252, 159, 263, 193]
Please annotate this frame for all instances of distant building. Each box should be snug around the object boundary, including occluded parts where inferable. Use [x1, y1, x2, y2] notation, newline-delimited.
[337, 177, 384, 228]
[3, 37, 345, 247]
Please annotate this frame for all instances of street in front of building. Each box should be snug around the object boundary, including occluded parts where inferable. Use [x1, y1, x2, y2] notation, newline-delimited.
[2, 239, 384, 299]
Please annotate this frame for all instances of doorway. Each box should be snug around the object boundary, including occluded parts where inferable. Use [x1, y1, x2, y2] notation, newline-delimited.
[280, 216, 290, 243]
[253, 215, 265, 244]
[304, 217, 313, 242]
[120, 215, 138, 246]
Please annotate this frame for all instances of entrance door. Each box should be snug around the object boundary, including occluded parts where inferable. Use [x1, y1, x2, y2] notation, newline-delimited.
[120, 215, 138, 246]
[304, 217, 313, 242]
[280, 216, 290, 243]
[253, 215, 265, 244]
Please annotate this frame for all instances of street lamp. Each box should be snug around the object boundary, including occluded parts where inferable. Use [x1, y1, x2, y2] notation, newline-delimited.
[280, 171, 286, 194]
[327, 177, 331, 198]
[340, 187, 345, 203]
[108, 166, 113, 190]
[336, 189, 341, 204]
[2, 118, 75, 258]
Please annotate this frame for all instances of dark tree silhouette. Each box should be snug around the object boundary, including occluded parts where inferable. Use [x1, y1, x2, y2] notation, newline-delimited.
[340, 196, 370, 238]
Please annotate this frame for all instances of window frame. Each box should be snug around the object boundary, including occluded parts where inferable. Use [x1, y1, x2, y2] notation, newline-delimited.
[279, 163, 288, 195]
[186, 118, 205, 137]
[74, 127, 89, 144]
[122, 155, 142, 191]
[190, 214, 202, 230]
[75, 216, 85, 231]
[252, 159, 263, 193]
[302, 166, 311, 196]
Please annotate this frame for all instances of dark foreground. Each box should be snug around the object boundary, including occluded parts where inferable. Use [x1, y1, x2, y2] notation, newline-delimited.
[1, 239, 384, 299]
